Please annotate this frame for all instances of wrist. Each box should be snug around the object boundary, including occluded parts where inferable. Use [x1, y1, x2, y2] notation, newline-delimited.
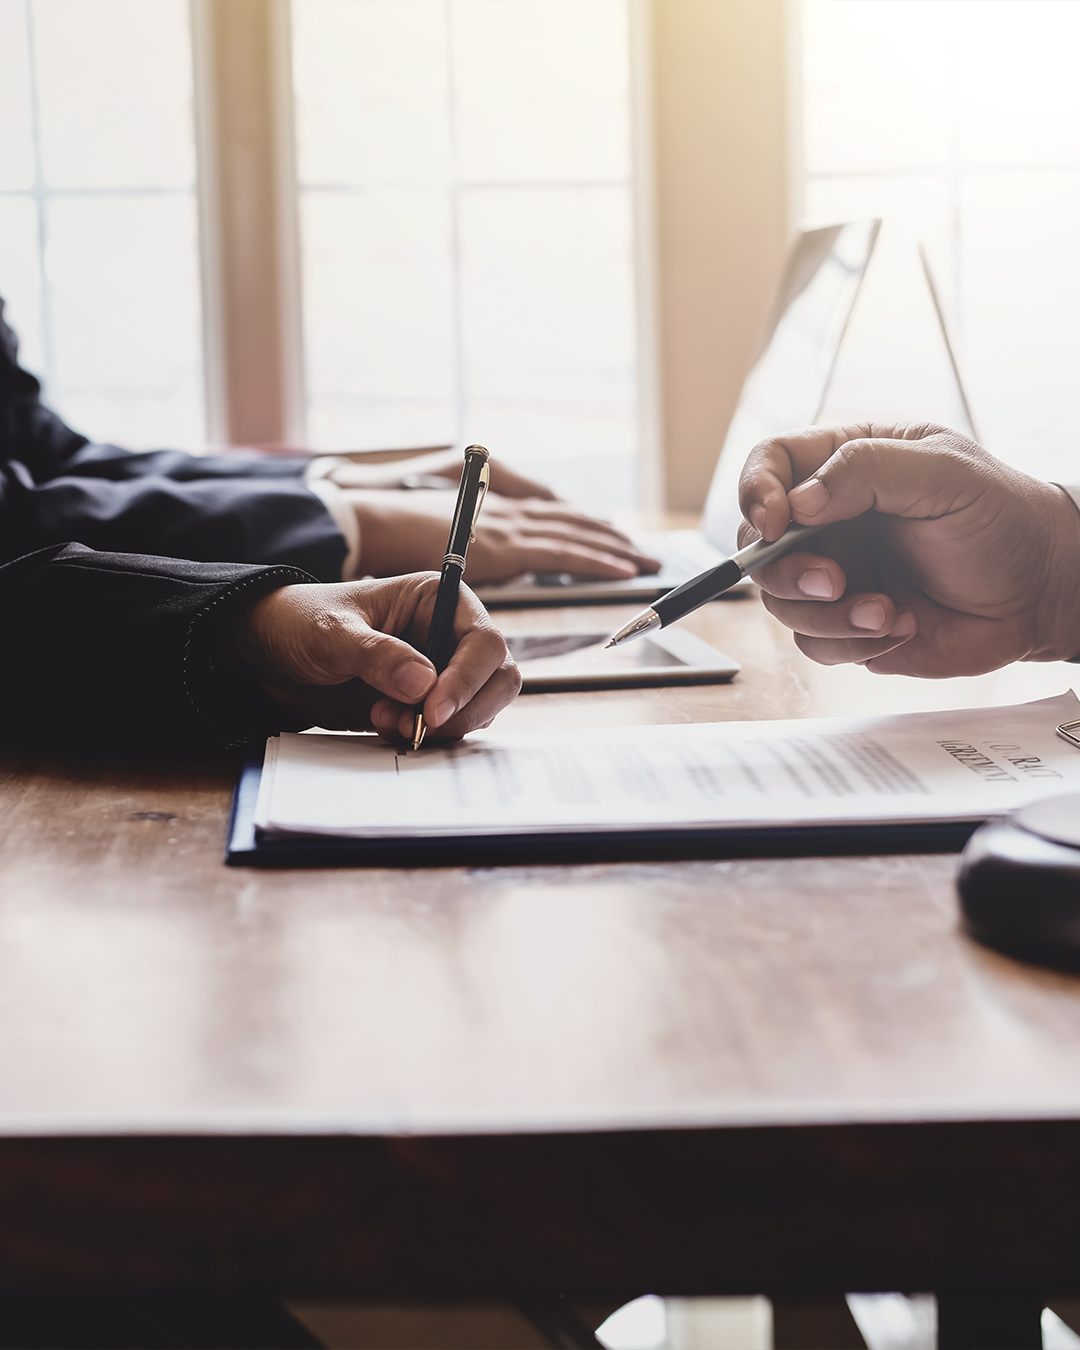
[307, 478, 362, 580]
[190, 575, 312, 744]
[1032, 484, 1080, 662]
[343, 491, 410, 577]
[234, 587, 292, 688]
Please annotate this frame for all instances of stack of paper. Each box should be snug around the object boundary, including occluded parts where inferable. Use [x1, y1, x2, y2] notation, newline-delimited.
[253, 692, 1080, 842]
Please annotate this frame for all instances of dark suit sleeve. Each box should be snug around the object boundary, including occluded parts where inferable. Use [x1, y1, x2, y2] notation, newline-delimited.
[0, 298, 348, 580]
[0, 543, 316, 755]
[0, 299, 88, 479]
[0, 460, 348, 580]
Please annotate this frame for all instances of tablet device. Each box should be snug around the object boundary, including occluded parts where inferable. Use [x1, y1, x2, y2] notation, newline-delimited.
[505, 627, 739, 693]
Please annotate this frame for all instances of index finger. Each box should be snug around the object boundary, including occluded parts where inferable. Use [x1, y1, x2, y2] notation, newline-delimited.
[517, 503, 638, 543]
[421, 586, 514, 732]
[738, 422, 944, 543]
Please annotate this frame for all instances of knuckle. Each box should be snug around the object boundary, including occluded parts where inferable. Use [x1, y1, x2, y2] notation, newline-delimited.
[793, 633, 818, 660]
[501, 659, 523, 696]
[737, 520, 758, 548]
[758, 590, 784, 615]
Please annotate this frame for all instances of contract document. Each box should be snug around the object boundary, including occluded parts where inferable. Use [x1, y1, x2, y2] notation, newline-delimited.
[253, 691, 1080, 841]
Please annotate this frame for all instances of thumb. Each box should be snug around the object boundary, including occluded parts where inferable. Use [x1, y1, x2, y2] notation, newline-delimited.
[330, 622, 437, 704]
[292, 606, 437, 703]
[237, 582, 441, 702]
[786, 429, 990, 526]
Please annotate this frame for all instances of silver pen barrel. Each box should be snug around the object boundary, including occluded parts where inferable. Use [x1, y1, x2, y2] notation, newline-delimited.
[606, 519, 831, 648]
[731, 520, 829, 574]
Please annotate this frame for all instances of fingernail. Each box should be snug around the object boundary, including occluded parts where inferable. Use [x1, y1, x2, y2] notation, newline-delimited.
[797, 568, 833, 599]
[789, 477, 830, 516]
[395, 661, 433, 701]
[749, 504, 766, 537]
[850, 600, 885, 631]
[427, 696, 455, 727]
[891, 608, 917, 638]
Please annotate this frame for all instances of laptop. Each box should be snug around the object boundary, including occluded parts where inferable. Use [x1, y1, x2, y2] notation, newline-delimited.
[474, 218, 882, 609]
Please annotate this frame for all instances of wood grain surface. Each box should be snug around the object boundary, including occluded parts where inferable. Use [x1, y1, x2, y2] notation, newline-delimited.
[0, 593, 1076, 1136]
[1, 592, 1079, 1294]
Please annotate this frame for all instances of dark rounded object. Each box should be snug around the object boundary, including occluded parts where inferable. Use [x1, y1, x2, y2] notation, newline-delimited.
[958, 792, 1080, 967]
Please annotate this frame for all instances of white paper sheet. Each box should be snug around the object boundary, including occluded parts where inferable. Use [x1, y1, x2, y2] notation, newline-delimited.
[253, 691, 1080, 839]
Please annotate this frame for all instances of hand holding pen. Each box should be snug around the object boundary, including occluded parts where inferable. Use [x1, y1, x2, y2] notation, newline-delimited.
[608, 421, 1080, 679]
[606, 519, 830, 648]
[409, 445, 493, 750]
[736, 422, 1080, 676]
[236, 570, 518, 742]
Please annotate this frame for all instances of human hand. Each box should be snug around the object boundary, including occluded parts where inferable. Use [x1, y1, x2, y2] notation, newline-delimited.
[235, 574, 520, 741]
[343, 488, 661, 584]
[325, 447, 558, 499]
[737, 422, 1080, 676]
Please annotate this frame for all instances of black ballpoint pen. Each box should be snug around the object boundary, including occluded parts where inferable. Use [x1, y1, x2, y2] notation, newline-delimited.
[408, 445, 491, 751]
[606, 521, 830, 647]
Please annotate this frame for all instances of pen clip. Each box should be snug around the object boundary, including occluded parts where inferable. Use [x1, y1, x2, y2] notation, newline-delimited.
[469, 461, 490, 543]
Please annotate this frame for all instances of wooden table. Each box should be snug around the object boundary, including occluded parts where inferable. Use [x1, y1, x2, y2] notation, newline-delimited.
[2, 591, 1080, 1344]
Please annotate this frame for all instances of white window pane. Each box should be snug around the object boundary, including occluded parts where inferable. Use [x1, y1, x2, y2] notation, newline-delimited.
[45, 195, 203, 449]
[293, 0, 452, 187]
[799, 0, 1080, 498]
[0, 0, 34, 190]
[801, 1, 952, 175]
[956, 1, 1080, 165]
[460, 187, 635, 406]
[809, 220, 973, 433]
[0, 196, 44, 378]
[294, 0, 638, 503]
[803, 173, 955, 290]
[33, 0, 195, 189]
[960, 170, 1080, 482]
[453, 0, 630, 182]
[301, 189, 456, 451]
[467, 402, 637, 509]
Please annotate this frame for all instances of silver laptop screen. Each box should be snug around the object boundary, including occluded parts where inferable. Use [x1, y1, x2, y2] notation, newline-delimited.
[702, 219, 880, 553]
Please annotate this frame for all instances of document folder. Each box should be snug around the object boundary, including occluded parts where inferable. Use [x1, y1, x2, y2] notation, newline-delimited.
[226, 694, 1080, 868]
[226, 744, 977, 868]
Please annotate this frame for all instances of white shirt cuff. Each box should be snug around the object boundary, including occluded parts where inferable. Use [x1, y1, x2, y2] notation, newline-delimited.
[305, 477, 361, 580]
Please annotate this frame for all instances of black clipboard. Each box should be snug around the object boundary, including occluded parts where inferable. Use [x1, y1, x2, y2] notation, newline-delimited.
[226, 743, 979, 868]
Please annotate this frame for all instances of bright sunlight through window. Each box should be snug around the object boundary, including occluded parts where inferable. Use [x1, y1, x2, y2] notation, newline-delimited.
[800, 0, 1080, 484]
[0, 0, 203, 450]
[291, 0, 640, 508]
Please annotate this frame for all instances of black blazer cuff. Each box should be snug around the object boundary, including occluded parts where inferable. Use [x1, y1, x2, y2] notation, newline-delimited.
[185, 567, 316, 748]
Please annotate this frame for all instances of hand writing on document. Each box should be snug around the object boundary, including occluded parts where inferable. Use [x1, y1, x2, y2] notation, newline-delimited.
[737, 422, 1080, 676]
[236, 574, 521, 742]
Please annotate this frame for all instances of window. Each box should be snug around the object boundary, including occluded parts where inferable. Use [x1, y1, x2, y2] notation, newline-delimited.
[0, 0, 642, 506]
[291, 0, 641, 506]
[799, 0, 1080, 483]
[0, 0, 203, 449]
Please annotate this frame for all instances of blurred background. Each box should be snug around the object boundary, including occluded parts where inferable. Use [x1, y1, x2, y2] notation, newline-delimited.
[1, 0, 1077, 511]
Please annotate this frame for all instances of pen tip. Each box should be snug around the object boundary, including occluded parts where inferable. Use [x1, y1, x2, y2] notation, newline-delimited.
[605, 639, 617, 649]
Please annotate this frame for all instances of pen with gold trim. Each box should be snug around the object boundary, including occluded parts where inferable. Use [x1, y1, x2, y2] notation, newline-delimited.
[408, 445, 491, 750]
